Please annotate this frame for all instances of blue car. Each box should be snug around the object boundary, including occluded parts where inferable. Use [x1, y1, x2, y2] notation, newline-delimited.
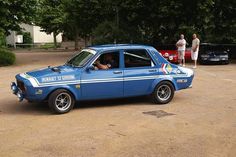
[11, 44, 194, 114]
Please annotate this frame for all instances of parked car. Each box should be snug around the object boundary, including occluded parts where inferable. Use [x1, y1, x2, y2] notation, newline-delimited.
[11, 44, 194, 114]
[156, 45, 191, 64]
[158, 49, 179, 63]
[199, 43, 229, 64]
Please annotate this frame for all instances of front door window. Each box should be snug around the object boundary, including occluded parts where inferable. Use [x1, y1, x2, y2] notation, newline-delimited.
[93, 52, 120, 70]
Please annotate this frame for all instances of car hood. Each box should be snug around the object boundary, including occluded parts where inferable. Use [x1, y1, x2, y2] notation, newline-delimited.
[23, 65, 82, 85]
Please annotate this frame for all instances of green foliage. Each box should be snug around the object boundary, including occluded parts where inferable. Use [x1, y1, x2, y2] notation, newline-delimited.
[208, 0, 236, 43]
[36, 0, 65, 48]
[33, 0, 235, 46]
[92, 21, 130, 44]
[0, 48, 16, 66]
[22, 32, 33, 45]
[62, 0, 102, 48]
[0, 31, 6, 47]
[0, 0, 37, 35]
[0, 0, 235, 48]
[39, 43, 57, 49]
[36, 0, 64, 34]
[16, 32, 33, 48]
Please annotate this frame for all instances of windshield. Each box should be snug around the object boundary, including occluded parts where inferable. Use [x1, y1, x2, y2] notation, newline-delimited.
[66, 50, 95, 67]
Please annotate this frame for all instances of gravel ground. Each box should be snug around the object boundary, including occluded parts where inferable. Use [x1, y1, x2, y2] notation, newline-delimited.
[0, 51, 235, 157]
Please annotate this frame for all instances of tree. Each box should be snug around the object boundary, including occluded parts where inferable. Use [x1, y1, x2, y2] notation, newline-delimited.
[63, 0, 102, 49]
[36, 0, 65, 48]
[36, 0, 236, 48]
[0, 0, 37, 35]
[210, 0, 236, 43]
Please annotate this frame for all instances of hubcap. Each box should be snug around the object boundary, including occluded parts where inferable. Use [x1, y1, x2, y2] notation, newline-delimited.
[55, 92, 72, 111]
[157, 85, 171, 101]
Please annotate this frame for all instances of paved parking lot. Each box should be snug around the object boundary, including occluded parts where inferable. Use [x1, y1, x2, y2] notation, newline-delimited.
[0, 51, 235, 157]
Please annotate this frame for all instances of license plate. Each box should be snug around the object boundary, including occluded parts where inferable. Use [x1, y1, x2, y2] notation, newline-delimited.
[210, 58, 219, 61]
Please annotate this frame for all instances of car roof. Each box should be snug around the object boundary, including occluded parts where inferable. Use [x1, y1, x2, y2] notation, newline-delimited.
[87, 44, 154, 52]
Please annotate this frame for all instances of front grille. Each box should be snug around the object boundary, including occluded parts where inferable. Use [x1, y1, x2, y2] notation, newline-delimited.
[17, 80, 26, 92]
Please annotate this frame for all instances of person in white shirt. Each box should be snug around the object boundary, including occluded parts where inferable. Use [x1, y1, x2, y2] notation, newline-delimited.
[176, 34, 186, 66]
[191, 34, 200, 68]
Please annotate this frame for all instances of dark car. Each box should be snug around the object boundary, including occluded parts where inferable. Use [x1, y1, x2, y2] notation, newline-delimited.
[199, 43, 229, 64]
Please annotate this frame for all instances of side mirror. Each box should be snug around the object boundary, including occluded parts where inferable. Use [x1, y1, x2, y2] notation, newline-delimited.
[86, 65, 95, 72]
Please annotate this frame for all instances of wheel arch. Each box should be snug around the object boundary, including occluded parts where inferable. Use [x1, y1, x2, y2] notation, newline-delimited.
[151, 78, 177, 93]
[45, 86, 77, 101]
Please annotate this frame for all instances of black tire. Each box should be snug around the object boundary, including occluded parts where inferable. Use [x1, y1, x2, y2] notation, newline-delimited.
[48, 89, 75, 114]
[152, 81, 175, 104]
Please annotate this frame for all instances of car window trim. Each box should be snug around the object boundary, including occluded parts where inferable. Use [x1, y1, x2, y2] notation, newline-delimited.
[88, 50, 121, 71]
[66, 50, 95, 68]
[123, 48, 156, 69]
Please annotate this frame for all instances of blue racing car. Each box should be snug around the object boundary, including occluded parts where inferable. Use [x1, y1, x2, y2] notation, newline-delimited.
[11, 44, 194, 114]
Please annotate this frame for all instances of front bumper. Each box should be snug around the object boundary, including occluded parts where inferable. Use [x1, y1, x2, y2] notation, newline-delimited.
[200, 57, 228, 62]
[11, 82, 24, 101]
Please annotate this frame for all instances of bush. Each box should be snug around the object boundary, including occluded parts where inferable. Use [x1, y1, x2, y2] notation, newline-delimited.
[16, 32, 33, 48]
[39, 43, 55, 49]
[0, 48, 16, 66]
[0, 31, 6, 47]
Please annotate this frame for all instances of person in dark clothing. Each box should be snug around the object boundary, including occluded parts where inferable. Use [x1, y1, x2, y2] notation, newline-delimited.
[94, 53, 117, 70]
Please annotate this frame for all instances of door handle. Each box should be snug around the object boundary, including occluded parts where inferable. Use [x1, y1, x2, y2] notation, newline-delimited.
[149, 69, 157, 72]
[113, 71, 122, 74]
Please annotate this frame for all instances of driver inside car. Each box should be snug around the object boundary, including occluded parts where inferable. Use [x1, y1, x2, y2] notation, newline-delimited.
[94, 53, 117, 70]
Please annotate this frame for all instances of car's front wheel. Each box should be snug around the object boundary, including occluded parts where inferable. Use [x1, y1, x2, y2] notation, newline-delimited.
[48, 89, 75, 114]
[152, 81, 175, 104]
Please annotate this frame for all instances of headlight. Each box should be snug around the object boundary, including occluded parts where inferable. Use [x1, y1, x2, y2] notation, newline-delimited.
[164, 53, 169, 57]
[169, 56, 173, 60]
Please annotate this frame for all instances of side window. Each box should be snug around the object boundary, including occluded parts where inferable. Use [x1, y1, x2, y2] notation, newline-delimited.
[93, 51, 119, 70]
[124, 49, 155, 68]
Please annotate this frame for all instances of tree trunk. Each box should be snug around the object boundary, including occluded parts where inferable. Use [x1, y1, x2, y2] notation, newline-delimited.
[53, 32, 57, 49]
[74, 28, 79, 50]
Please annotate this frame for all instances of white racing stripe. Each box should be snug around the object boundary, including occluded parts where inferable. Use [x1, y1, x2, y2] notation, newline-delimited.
[19, 72, 190, 87]
[20, 73, 39, 87]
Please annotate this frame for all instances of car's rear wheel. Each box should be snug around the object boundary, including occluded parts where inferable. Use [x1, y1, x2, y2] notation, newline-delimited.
[152, 81, 175, 104]
[48, 89, 75, 114]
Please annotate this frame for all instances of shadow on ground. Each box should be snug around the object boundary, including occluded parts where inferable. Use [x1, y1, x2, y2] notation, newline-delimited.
[3, 96, 157, 115]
